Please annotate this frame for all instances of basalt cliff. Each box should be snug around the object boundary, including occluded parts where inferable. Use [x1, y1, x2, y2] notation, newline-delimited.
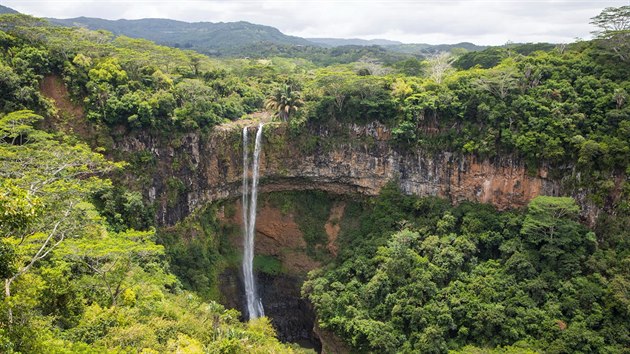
[114, 120, 566, 227]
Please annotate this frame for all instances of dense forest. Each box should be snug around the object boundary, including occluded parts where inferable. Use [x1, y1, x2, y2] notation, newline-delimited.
[0, 5, 629, 353]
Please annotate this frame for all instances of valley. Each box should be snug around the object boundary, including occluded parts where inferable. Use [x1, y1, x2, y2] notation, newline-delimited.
[0, 4, 629, 353]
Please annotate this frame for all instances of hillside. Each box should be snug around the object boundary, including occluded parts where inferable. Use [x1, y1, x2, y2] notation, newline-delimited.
[48, 16, 315, 55]
[308, 37, 403, 47]
[0, 4, 18, 14]
[388, 41, 487, 54]
[2, 7, 530, 61]
[47, 15, 487, 58]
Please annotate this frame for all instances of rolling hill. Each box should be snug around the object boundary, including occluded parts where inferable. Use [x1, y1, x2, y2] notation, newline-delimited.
[308, 37, 403, 47]
[47, 16, 487, 58]
[48, 17, 315, 55]
[0, 4, 19, 14]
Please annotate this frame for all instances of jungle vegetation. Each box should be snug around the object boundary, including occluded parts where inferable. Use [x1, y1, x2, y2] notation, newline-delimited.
[0, 5, 629, 353]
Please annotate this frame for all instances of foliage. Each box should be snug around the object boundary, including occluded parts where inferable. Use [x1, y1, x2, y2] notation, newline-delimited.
[265, 83, 304, 121]
[1, 8, 629, 354]
[253, 255, 283, 275]
[590, 6, 630, 63]
[0, 15, 267, 131]
[156, 204, 232, 300]
[92, 186, 154, 233]
[304, 188, 629, 353]
[0, 113, 301, 352]
[0, 109, 119, 326]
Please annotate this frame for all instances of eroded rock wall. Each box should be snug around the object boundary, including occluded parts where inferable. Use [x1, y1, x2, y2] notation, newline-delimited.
[217, 199, 324, 349]
[114, 121, 561, 226]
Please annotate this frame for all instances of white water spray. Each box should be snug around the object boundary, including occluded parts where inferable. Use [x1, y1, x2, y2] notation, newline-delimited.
[242, 123, 265, 320]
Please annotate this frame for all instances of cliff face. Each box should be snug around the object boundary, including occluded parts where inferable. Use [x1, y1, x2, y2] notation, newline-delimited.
[216, 199, 326, 349]
[115, 121, 561, 226]
[218, 267, 321, 349]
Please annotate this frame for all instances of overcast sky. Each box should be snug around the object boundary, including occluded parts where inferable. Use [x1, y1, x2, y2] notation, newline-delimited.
[2, 0, 629, 45]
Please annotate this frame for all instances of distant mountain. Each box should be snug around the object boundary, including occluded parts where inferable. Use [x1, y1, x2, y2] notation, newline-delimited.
[47, 15, 487, 59]
[48, 17, 314, 55]
[0, 5, 19, 14]
[388, 42, 487, 55]
[308, 38, 403, 47]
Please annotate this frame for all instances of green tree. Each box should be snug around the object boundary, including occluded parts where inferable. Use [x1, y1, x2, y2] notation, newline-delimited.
[58, 229, 167, 307]
[591, 6, 630, 33]
[0, 110, 119, 324]
[520, 196, 594, 278]
[474, 64, 520, 99]
[265, 84, 304, 121]
[590, 6, 630, 62]
[521, 196, 580, 243]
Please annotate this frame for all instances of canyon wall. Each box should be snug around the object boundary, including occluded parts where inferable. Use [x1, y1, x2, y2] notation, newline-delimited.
[115, 121, 561, 226]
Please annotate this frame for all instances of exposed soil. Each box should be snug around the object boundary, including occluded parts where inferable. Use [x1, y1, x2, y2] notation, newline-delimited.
[324, 202, 346, 257]
[39, 75, 94, 139]
[222, 200, 321, 275]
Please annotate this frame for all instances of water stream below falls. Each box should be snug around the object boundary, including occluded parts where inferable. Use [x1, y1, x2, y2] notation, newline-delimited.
[242, 124, 265, 320]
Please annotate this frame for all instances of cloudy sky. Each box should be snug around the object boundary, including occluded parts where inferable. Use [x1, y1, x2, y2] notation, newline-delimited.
[2, 0, 629, 44]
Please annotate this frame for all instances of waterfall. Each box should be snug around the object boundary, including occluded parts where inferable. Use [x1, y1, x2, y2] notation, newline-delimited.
[242, 123, 265, 320]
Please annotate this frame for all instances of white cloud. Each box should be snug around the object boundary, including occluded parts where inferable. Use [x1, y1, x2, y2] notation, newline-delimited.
[2, 0, 628, 44]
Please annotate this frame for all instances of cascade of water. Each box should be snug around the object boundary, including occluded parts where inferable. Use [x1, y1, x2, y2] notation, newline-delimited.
[242, 123, 265, 320]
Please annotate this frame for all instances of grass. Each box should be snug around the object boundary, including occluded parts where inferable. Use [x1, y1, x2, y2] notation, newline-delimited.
[253, 255, 283, 275]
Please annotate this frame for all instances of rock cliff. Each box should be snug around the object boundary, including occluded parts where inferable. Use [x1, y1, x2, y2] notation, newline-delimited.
[217, 200, 326, 349]
[114, 121, 560, 226]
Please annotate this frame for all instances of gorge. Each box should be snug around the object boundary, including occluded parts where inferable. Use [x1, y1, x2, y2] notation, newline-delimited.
[2, 7, 629, 351]
[37, 72, 624, 351]
[112, 119, 583, 350]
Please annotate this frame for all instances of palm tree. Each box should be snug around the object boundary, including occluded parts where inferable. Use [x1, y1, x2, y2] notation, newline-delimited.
[264, 84, 304, 122]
